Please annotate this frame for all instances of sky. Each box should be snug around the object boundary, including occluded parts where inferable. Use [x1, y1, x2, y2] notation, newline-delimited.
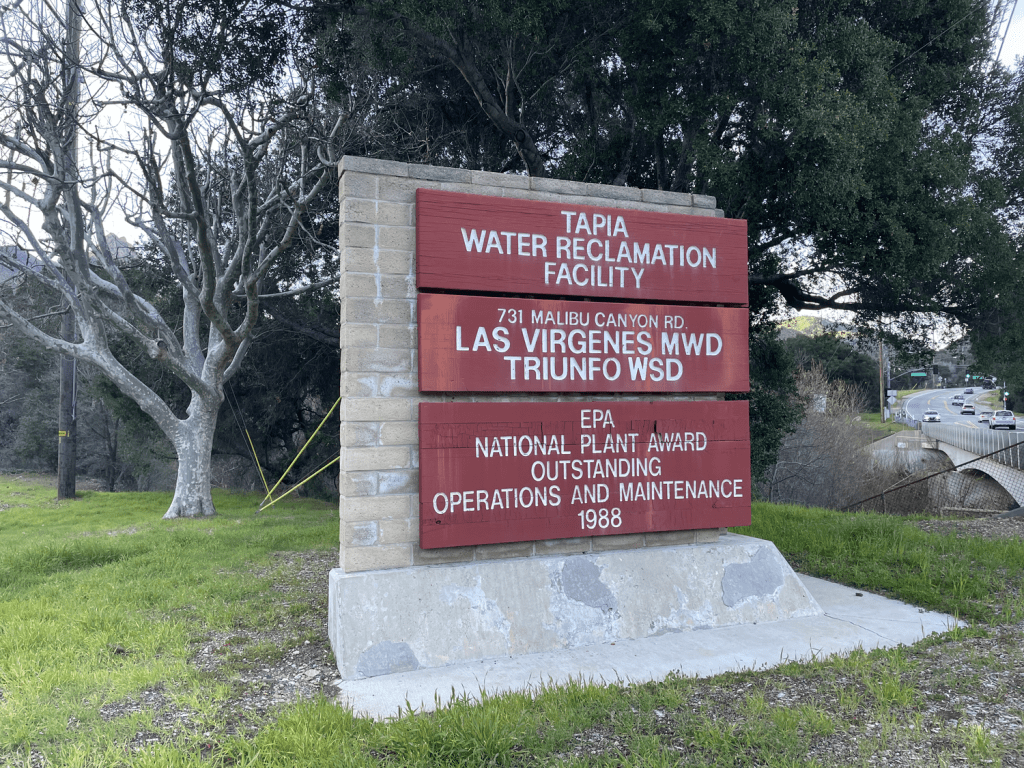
[999, 0, 1024, 65]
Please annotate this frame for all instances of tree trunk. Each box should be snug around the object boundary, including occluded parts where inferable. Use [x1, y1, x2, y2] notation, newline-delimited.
[163, 397, 220, 519]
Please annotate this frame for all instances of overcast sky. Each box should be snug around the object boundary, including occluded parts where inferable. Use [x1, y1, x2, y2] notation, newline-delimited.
[999, 1, 1024, 65]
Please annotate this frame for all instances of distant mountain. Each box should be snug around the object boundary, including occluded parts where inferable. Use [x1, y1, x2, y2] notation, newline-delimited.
[0, 246, 40, 283]
[99, 234, 135, 264]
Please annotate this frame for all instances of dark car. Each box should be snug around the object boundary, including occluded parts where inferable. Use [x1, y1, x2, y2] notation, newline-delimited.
[991, 411, 1017, 430]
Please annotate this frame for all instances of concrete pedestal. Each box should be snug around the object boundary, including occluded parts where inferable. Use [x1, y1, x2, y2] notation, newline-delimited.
[328, 534, 820, 679]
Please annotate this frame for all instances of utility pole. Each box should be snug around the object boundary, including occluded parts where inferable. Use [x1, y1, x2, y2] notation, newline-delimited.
[57, 0, 81, 500]
[878, 340, 885, 423]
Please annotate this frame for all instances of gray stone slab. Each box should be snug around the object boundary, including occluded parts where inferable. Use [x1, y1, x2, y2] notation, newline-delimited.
[329, 535, 820, 680]
[338, 156, 409, 177]
[332, 570, 958, 720]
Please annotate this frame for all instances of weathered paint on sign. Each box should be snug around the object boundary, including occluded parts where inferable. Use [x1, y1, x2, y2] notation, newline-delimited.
[418, 293, 750, 393]
[416, 189, 748, 304]
[419, 400, 751, 549]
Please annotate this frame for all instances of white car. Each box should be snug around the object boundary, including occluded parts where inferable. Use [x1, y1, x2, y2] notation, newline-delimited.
[922, 410, 941, 422]
[979, 411, 994, 423]
[991, 411, 1017, 430]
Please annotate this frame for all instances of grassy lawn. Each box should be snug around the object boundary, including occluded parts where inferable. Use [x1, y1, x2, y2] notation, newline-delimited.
[3, 475, 1024, 766]
[895, 388, 926, 397]
[976, 390, 1017, 415]
[743, 503, 1024, 624]
[854, 411, 906, 436]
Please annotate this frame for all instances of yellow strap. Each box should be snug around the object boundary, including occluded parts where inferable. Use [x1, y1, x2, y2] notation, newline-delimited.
[245, 428, 271, 496]
[260, 396, 340, 509]
[258, 455, 340, 511]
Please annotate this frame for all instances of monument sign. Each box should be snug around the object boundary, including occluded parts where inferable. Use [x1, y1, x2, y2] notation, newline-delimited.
[329, 159, 818, 686]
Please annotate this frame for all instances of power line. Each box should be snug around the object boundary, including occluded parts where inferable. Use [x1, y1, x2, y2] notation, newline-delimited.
[997, 0, 1020, 63]
[887, 0, 990, 75]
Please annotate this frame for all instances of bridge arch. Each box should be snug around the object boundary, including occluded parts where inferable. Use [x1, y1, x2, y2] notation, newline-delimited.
[922, 424, 1024, 507]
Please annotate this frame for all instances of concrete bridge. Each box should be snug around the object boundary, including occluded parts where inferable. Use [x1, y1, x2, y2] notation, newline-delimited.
[920, 423, 1024, 506]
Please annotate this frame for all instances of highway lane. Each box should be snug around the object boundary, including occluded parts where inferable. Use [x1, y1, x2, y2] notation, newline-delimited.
[903, 388, 1003, 429]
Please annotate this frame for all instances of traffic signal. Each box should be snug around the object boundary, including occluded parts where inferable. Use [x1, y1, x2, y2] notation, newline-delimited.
[933, 365, 939, 374]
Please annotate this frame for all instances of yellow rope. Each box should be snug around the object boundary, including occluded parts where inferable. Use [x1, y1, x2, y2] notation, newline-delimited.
[245, 428, 271, 496]
[259, 396, 341, 509]
[258, 455, 340, 511]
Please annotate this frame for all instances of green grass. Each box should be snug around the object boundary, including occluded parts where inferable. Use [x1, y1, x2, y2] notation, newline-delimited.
[856, 411, 906, 436]
[0, 474, 338, 765]
[3, 476, 1024, 766]
[896, 388, 928, 397]
[738, 501, 1024, 624]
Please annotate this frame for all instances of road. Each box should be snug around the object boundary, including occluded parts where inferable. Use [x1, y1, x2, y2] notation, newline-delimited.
[902, 388, 1008, 429]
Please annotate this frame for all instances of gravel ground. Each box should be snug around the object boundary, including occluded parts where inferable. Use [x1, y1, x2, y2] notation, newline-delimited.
[914, 512, 1024, 540]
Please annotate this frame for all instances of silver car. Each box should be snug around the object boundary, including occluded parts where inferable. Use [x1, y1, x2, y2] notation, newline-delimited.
[990, 410, 1016, 430]
[922, 410, 941, 422]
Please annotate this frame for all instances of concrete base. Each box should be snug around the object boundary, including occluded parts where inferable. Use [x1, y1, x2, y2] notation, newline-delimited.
[333, 571, 959, 719]
[328, 534, 821, 680]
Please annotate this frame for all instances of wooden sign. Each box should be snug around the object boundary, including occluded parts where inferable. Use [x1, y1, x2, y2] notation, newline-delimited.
[418, 294, 749, 393]
[416, 189, 748, 305]
[419, 401, 751, 549]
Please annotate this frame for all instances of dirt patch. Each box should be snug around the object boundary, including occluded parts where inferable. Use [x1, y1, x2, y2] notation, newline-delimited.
[914, 513, 1024, 540]
[90, 549, 340, 757]
[550, 627, 1024, 766]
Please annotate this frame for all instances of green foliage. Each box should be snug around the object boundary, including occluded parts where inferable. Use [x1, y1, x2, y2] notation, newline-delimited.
[125, 0, 293, 93]
[856, 411, 906, 435]
[222, 286, 340, 500]
[0, 279, 63, 471]
[303, 0, 1013, 475]
[311, 0, 1006, 329]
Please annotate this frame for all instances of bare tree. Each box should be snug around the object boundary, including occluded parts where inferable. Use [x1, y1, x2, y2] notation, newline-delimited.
[0, 0, 340, 517]
[760, 364, 887, 509]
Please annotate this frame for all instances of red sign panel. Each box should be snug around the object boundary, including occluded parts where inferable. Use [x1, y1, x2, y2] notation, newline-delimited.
[419, 401, 751, 549]
[418, 294, 749, 393]
[416, 189, 748, 305]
